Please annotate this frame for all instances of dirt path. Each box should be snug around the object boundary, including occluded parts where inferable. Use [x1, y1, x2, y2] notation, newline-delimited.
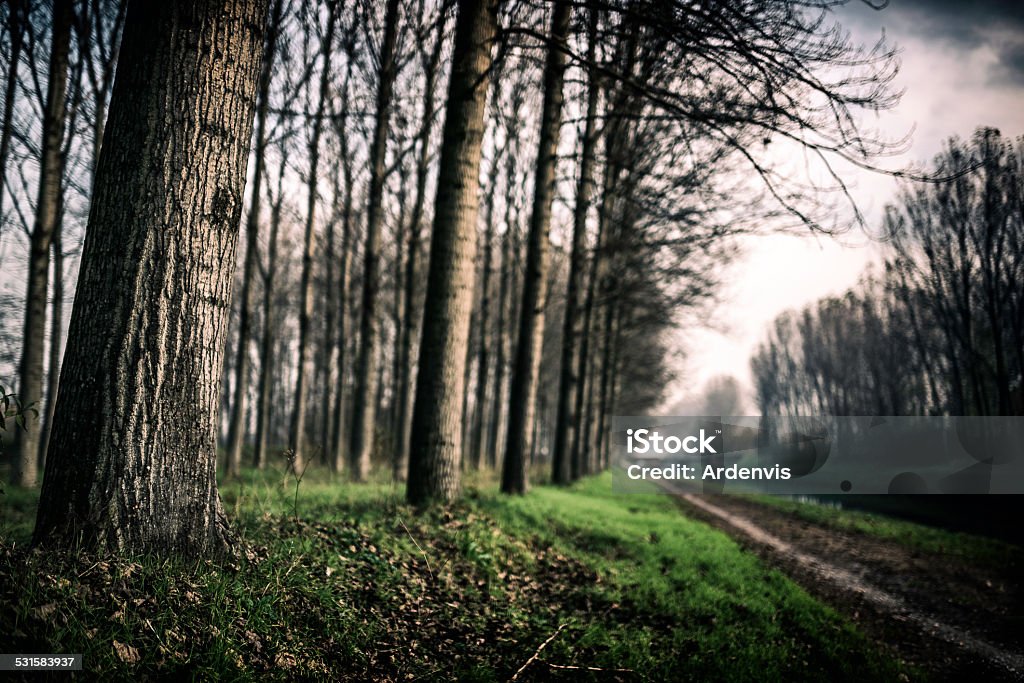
[669, 489, 1024, 681]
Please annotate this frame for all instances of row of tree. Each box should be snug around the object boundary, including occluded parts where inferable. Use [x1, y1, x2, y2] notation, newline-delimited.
[1, 0, 903, 556]
[753, 129, 1024, 418]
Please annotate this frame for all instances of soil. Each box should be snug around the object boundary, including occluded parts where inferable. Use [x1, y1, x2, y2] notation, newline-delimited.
[669, 489, 1024, 682]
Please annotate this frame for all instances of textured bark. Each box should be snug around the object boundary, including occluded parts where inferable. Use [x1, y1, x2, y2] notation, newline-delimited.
[350, 0, 401, 482]
[501, 0, 571, 495]
[33, 0, 267, 557]
[394, 13, 447, 481]
[406, 0, 498, 504]
[11, 0, 73, 488]
[225, 0, 283, 478]
[552, 10, 599, 485]
[254, 155, 287, 470]
[289, 2, 337, 472]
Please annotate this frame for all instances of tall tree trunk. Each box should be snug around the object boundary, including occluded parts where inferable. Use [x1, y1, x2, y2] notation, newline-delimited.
[290, 1, 337, 471]
[38, 220, 63, 471]
[580, 316, 601, 475]
[74, 0, 127, 175]
[501, 0, 571, 495]
[469, 144, 500, 470]
[328, 61, 356, 473]
[255, 154, 287, 469]
[570, 264, 594, 479]
[389, 163, 410, 452]
[486, 215, 513, 470]
[406, 0, 499, 504]
[11, 0, 73, 488]
[460, 301, 477, 463]
[33, 0, 267, 556]
[394, 13, 447, 481]
[225, 0, 283, 478]
[552, 9, 598, 485]
[594, 292, 620, 469]
[321, 174, 339, 458]
[485, 92, 524, 471]
[350, 0, 402, 481]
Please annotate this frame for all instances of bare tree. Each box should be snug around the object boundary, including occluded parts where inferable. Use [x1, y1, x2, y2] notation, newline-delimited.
[255, 150, 290, 468]
[501, 0, 571, 495]
[467, 75, 505, 470]
[350, 0, 402, 481]
[393, 4, 448, 481]
[289, 0, 338, 472]
[0, 0, 27, 230]
[327, 29, 359, 473]
[551, 7, 598, 485]
[225, 0, 286, 478]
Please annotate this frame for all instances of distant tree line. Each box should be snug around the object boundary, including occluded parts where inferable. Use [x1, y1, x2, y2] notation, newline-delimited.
[753, 129, 1024, 417]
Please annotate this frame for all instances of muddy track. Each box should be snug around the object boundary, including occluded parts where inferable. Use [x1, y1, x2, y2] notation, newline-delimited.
[668, 488, 1024, 681]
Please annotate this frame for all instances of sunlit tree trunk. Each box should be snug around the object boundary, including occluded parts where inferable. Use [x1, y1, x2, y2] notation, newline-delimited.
[33, 0, 267, 556]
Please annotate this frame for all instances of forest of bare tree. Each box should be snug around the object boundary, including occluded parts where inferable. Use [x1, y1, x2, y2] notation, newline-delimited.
[1, 0, 1022, 679]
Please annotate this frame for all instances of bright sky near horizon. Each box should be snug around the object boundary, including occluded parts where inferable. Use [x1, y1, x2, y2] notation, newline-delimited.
[665, 0, 1024, 415]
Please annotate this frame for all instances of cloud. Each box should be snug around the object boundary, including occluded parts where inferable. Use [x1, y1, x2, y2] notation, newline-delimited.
[841, 0, 1024, 86]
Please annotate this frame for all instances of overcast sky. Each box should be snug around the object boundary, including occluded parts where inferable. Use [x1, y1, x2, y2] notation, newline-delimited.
[667, 0, 1024, 414]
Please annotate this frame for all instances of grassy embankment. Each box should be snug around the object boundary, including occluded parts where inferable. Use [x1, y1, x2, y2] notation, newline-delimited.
[0, 468, 909, 681]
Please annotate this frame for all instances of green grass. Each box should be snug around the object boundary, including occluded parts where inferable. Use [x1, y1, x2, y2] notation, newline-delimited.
[750, 494, 1024, 571]
[0, 467, 910, 681]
